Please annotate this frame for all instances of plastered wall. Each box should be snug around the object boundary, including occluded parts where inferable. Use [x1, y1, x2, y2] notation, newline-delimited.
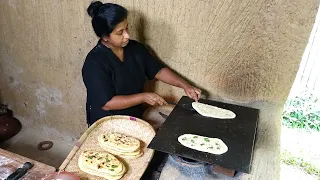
[0, 0, 318, 136]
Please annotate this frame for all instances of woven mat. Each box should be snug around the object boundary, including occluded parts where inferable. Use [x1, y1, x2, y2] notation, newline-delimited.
[60, 116, 156, 180]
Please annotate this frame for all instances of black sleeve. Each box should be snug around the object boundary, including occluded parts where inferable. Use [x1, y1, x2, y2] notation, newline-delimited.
[139, 44, 165, 80]
[82, 58, 115, 108]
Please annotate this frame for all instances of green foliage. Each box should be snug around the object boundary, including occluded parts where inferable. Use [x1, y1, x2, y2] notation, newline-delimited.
[282, 90, 320, 131]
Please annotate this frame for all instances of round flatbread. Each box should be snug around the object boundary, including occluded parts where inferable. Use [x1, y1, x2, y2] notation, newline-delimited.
[178, 134, 228, 155]
[192, 102, 236, 119]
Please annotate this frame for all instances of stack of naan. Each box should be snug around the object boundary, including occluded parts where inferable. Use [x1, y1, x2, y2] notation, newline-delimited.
[78, 132, 143, 179]
[78, 150, 127, 180]
[98, 132, 143, 159]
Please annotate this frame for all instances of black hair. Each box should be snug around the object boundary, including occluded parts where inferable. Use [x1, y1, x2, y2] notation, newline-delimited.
[87, 1, 128, 37]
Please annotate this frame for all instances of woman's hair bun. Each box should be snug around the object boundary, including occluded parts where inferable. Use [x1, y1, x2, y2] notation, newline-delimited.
[87, 1, 103, 18]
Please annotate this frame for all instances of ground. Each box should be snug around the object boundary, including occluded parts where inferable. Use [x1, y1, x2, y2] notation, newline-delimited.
[0, 126, 74, 168]
[280, 126, 320, 180]
[281, 163, 317, 180]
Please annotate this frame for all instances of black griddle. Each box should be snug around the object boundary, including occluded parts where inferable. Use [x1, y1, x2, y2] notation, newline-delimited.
[148, 96, 259, 173]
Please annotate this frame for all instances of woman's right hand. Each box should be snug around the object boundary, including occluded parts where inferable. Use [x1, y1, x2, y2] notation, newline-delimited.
[141, 93, 168, 106]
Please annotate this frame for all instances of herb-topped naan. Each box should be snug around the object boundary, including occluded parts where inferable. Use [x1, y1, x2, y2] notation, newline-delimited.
[98, 132, 140, 152]
[98, 132, 143, 159]
[78, 150, 126, 179]
[178, 134, 228, 155]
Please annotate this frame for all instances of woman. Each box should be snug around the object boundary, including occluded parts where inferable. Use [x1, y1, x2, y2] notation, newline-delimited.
[82, 1, 201, 126]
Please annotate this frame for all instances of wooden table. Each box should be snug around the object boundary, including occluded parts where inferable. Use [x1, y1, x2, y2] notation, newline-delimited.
[0, 148, 56, 179]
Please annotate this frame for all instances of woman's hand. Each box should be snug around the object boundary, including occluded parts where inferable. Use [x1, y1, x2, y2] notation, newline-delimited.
[142, 93, 168, 106]
[184, 85, 201, 101]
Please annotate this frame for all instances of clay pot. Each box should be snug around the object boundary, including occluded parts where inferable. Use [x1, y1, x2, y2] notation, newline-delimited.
[0, 109, 22, 142]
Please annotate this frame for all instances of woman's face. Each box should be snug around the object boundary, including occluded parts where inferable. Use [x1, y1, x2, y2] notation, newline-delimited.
[104, 19, 130, 48]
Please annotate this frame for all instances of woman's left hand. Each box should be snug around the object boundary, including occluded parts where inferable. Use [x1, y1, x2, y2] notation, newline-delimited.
[184, 85, 201, 101]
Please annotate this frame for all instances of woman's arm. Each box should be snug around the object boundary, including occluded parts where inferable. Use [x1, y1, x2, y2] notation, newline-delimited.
[155, 67, 201, 101]
[102, 93, 167, 111]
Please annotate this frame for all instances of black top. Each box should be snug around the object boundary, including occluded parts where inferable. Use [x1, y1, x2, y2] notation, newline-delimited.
[82, 40, 165, 125]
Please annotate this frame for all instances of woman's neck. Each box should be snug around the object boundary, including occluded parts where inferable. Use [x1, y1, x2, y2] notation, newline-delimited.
[101, 39, 122, 52]
[101, 39, 124, 61]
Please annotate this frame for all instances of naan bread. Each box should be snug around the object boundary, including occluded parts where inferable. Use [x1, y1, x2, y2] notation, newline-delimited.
[103, 147, 144, 159]
[100, 145, 141, 156]
[98, 132, 143, 159]
[78, 162, 124, 180]
[78, 150, 126, 179]
[98, 132, 140, 152]
[178, 134, 228, 155]
[192, 102, 236, 119]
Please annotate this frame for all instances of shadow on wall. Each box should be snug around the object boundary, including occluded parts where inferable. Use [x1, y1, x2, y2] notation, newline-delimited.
[0, 90, 3, 104]
[130, 10, 210, 101]
[0, 63, 7, 104]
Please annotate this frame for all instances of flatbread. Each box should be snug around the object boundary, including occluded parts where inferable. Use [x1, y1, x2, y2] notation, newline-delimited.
[192, 102, 236, 119]
[78, 162, 125, 180]
[99, 144, 141, 156]
[78, 150, 126, 179]
[98, 132, 140, 152]
[98, 132, 143, 159]
[178, 134, 228, 155]
[101, 146, 144, 159]
[98, 136, 141, 155]
[100, 147, 142, 158]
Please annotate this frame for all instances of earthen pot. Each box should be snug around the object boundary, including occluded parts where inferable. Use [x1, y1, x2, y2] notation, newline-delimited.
[0, 109, 22, 142]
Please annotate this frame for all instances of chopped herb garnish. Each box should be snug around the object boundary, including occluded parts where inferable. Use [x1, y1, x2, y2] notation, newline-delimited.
[87, 156, 93, 159]
[111, 169, 114, 171]
[182, 138, 187, 141]
[208, 146, 213, 149]
[111, 165, 118, 168]
[193, 136, 198, 138]
[204, 138, 210, 142]
[191, 140, 195, 143]
[200, 143, 205, 146]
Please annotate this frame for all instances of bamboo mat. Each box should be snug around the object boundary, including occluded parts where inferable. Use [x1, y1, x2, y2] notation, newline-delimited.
[60, 115, 156, 180]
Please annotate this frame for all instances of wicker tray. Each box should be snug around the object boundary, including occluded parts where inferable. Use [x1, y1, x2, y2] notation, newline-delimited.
[59, 115, 156, 180]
